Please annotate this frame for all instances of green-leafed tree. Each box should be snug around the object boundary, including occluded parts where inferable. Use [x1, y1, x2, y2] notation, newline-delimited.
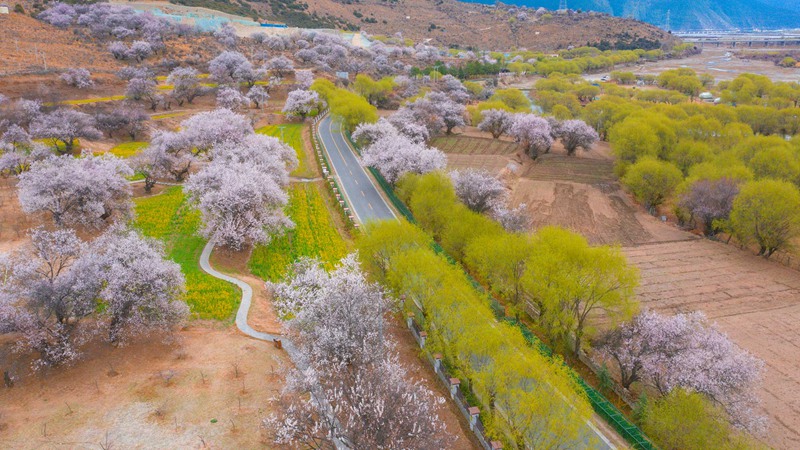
[730, 179, 800, 258]
[622, 158, 683, 211]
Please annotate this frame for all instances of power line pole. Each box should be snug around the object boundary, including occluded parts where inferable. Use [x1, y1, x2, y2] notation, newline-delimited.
[559, 0, 567, 12]
[666, 9, 671, 32]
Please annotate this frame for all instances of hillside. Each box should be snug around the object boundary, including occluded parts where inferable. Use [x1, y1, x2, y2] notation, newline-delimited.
[250, 0, 673, 50]
[459, 0, 800, 31]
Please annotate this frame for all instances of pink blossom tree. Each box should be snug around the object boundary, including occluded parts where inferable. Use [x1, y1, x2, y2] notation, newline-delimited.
[270, 255, 387, 365]
[125, 76, 161, 111]
[0, 143, 50, 177]
[596, 310, 765, 432]
[128, 41, 153, 63]
[557, 119, 599, 155]
[211, 133, 297, 183]
[509, 114, 553, 159]
[18, 154, 132, 227]
[361, 130, 446, 184]
[450, 169, 507, 213]
[213, 22, 238, 48]
[216, 87, 249, 110]
[185, 162, 291, 250]
[0, 227, 102, 369]
[282, 89, 320, 120]
[167, 67, 204, 105]
[246, 85, 270, 109]
[184, 135, 296, 250]
[208, 51, 251, 84]
[405, 91, 465, 135]
[492, 203, 531, 232]
[60, 68, 94, 89]
[351, 118, 398, 146]
[678, 178, 740, 236]
[265, 255, 454, 448]
[89, 228, 188, 343]
[139, 130, 194, 182]
[30, 108, 102, 154]
[179, 108, 253, 155]
[95, 106, 149, 140]
[294, 69, 314, 90]
[266, 55, 294, 77]
[1, 124, 32, 148]
[38, 2, 77, 28]
[478, 108, 514, 139]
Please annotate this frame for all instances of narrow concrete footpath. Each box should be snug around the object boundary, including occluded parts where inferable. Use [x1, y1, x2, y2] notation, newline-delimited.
[199, 240, 348, 449]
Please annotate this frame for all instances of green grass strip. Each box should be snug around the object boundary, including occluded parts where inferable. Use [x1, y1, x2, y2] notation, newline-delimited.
[248, 183, 348, 282]
[256, 123, 312, 178]
[134, 187, 239, 321]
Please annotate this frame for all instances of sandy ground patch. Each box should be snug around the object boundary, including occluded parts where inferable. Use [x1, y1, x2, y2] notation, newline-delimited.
[0, 325, 289, 449]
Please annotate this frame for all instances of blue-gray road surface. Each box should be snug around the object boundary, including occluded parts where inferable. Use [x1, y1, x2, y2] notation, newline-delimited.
[317, 115, 396, 225]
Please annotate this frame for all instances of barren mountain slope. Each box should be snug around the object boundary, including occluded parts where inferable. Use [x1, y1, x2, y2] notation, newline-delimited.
[299, 0, 674, 50]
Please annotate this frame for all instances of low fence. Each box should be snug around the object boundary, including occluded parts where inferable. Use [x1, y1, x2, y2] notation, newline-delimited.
[346, 134, 657, 450]
[407, 315, 502, 450]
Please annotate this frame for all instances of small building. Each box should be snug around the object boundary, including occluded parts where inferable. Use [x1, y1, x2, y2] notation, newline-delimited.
[699, 92, 714, 102]
[0, 5, 9, 14]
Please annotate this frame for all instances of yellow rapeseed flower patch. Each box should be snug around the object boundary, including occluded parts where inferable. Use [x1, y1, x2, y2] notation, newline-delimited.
[249, 184, 348, 281]
[134, 187, 239, 320]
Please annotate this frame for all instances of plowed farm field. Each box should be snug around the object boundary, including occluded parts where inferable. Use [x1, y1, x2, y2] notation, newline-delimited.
[626, 239, 800, 449]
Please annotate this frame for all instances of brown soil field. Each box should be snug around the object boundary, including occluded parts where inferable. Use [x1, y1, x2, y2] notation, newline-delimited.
[625, 239, 800, 450]
[436, 129, 687, 245]
[0, 325, 290, 449]
[439, 129, 800, 449]
[0, 13, 121, 76]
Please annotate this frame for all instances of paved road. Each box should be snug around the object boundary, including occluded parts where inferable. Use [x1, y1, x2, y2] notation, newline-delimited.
[317, 115, 396, 225]
[315, 115, 616, 449]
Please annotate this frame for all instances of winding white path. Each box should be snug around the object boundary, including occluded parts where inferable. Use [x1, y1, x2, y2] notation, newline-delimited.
[199, 241, 348, 449]
[199, 241, 293, 346]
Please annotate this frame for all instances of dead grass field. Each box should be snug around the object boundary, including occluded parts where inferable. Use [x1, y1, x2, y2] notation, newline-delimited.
[441, 129, 800, 449]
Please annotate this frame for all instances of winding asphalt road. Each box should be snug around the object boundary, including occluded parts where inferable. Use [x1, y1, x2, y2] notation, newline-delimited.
[317, 115, 396, 225]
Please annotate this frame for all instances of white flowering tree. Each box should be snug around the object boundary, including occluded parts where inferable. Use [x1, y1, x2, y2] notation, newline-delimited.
[0, 227, 100, 369]
[361, 126, 446, 184]
[0, 227, 188, 369]
[478, 109, 514, 139]
[450, 169, 507, 213]
[89, 228, 188, 344]
[596, 310, 765, 432]
[184, 134, 296, 250]
[265, 255, 455, 449]
[18, 154, 132, 228]
[247, 85, 270, 109]
[509, 114, 553, 159]
[282, 89, 321, 120]
[556, 119, 600, 155]
[30, 108, 102, 154]
[179, 108, 253, 154]
[216, 87, 250, 110]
